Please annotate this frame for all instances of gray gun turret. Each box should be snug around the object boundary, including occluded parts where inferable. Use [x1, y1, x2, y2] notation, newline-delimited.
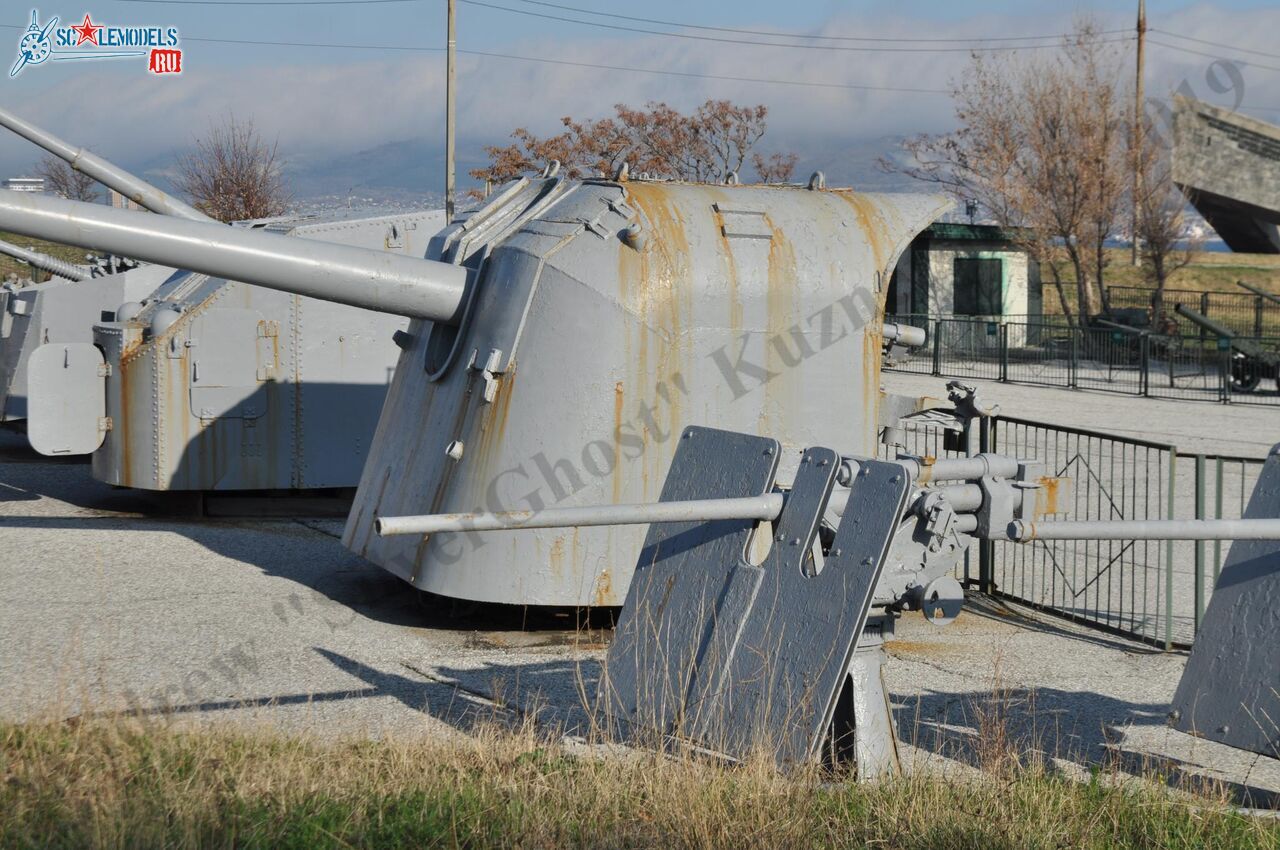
[0, 108, 445, 489]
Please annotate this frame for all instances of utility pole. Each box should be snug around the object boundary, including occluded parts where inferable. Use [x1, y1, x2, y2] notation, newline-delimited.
[445, 0, 456, 221]
[1132, 0, 1146, 267]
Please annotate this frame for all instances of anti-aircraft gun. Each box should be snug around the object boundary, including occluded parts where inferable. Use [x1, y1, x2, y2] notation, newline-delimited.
[0, 107, 442, 487]
[0, 169, 948, 604]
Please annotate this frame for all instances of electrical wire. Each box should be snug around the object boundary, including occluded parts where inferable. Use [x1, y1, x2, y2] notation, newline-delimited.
[507, 0, 1126, 45]
[1150, 27, 1280, 62]
[461, 0, 1136, 55]
[1148, 39, 1280, 74]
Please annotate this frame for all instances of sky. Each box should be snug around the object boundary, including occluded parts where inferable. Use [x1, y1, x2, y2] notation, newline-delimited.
[0, 0, 1278, 188]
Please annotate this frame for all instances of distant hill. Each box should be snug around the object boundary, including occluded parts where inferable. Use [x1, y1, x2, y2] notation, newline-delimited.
[112, 133, 929, 208]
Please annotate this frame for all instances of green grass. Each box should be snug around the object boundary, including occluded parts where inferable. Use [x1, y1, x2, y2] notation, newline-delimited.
[1, 718, 1275, 849]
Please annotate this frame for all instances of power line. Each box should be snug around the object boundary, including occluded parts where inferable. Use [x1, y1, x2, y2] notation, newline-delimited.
[508, 0, 1126, 45]
[1148, 39, 1280, 74]
[1150, 28, 1280, 62]
[117, 0, 421, 5]
[461, 0, 1136, 54]
[0, 22, 944, 94]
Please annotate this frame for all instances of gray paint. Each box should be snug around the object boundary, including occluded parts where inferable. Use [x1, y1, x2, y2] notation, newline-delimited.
[343, 177, 948, 606]
[1170, 443, 1280, 759]
[0, 193, 469, 323]
[597, 425, 909, 768]
[0, 263, 172, 421]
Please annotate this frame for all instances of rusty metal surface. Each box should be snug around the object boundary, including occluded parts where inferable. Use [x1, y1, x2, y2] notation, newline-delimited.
[344, 178, 949, 606]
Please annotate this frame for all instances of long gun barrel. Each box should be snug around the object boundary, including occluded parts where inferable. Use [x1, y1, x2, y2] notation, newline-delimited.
[1238, 280, 1280, 308]
[0, 192, 469, 322]
[0, 105, 213, 223]
[0, 237, 86, 281]
[1174, 303, 1236, 339]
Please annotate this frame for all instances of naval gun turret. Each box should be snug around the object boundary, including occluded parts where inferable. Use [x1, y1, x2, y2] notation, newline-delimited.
[0, 107, 444, 487]
[0, 173, 948, 606]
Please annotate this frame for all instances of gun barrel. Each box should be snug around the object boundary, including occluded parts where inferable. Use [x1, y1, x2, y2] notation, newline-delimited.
[1174, 303, 1236, 339]
[1238, 280, 1280, 307]
[1009, 518, 1280, 541]
[0, 192, 469, 323]
[0, 238, 86, 281]
[0, 105, 213, 223]
[376, 494, 787, 536]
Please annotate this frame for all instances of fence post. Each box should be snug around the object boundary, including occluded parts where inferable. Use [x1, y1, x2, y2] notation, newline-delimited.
[1220, 348, 1232, 404]
[1213, 457, 1224, 584]
[1255, 295, 1265, 338]
[1140, 333, 1150, 397]
[978, 415, 995, 595]
[1199, 292, 1211, 343]
[1194, 454, 1206, 636]
[1164, 453, 1177, 651]
[1069, 327, 1078, 388]
[999, 322, 1009, 382]
[931, 320, 942, 376]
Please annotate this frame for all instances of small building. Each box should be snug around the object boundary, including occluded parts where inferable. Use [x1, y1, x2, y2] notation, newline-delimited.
[887, 222, 1040, 320]
[5, 177, 44, 193]
[108, 189, 144, 211]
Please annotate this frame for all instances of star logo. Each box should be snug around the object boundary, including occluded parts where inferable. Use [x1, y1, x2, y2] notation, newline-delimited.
[70, 14, 102, 47]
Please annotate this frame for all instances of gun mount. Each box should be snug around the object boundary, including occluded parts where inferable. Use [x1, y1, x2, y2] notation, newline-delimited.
[1175, 303, 1280, 393]
[376, 402, 1280, 776]
[0, 170, 950, 600]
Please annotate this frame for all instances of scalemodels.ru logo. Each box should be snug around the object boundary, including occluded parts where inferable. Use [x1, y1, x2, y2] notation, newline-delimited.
[10, 9, 183, 78]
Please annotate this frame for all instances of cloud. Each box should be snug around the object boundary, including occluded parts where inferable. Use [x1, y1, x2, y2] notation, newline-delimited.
[0, 3, 1275, 181]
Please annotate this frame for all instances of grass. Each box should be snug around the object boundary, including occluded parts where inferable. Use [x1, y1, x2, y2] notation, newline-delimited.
[1041, 248, 1280, 319]
[1, 716, 1276, 849]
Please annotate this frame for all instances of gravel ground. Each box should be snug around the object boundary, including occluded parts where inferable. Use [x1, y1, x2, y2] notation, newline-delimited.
[0, 427, 1276, 807]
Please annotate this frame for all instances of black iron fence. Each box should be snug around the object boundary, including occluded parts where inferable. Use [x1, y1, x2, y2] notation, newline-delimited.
[1107, 285, 1280, 338]
[886, 315, 1280, 407]
[892, 415, 1265, 649]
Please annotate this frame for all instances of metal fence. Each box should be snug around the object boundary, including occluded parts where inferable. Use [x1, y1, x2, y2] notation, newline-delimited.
[1107, 285, 1280, 338]
[886, 315, 1280, 407]
[893, 416, 1265, 649]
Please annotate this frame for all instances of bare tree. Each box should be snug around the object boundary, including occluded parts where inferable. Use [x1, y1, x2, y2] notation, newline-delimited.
[1134, 120, 1199, 321]
[36, 154, 100, 202]
[471, 100, 795, 191]
[882, 21, 1130, 322]
[175, 115, 290, 223]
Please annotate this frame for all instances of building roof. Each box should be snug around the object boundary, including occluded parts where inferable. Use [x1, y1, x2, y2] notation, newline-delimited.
[921, 221, 1030, 244]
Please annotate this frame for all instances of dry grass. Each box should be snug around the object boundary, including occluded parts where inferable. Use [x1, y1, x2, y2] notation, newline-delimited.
[0, 230, 90, 283]
[1, 711, 1275, 850]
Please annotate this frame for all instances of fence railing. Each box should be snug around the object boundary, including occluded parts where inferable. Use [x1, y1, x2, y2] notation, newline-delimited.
[1107, 285, 1280, 339]
[891, 415, 1265, 649]
[886, 315, 1280, 407]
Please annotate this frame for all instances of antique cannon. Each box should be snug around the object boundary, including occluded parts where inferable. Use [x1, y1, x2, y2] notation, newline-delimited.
[376, 386, 1280, 776]
[1174, 303, 1280, 393]
[0, 170, 948, 604]
[0, 108, 443, 486]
